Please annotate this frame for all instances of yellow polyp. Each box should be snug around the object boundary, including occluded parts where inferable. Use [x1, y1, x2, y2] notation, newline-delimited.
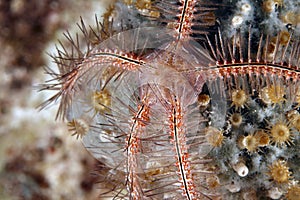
[281, 11, 298, 25]
[286, 110, 300, 131]
[231, 89, 248, 110]
[198, 94, 210, 107]
[135, 0, 152, 10]
[268, 85, 285, 104]
[242, 134, 259, 153]
[270, 121, 293, 146]
[286, 110, 298, 121]
[149, 10, 160, 18]
[292, 117, 300, 131]
[91, 89, 111, 114]
[123, 0, 133, 5]
[259, 87, 272, 105]
[263, 0, 276, 13]
[269, 32, 291, 48]
[268, 160, 292, 184]
[263, 0, 283, 13]
[264, 42, 276, 61]
[254, 130, 270, 147]
[230, 113, 243, 127]
[260, 85, 285, 106]
[286, 184, 300, 200]
[279, 31, 290, 46]
[67, 118, 90, 139]
[205, 126, 224, 147]
[238, 133, 261, 153]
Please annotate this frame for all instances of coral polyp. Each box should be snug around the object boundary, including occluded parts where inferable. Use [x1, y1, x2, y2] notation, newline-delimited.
[268, 160, 292, 184]
[269, 121, 293, 146]
[231, 89, 248, 110]
[240, 134, 259, 153]
[198, 94, 210, 107]
[67, 118, 90, 139]
[254, 130, 270, 147]
[205, 126, 224, 147]
[286, 183, 300, 200]
[90, 89, 111, 114]
[230, 112, 243, 128]
[260, 85, 286, 106]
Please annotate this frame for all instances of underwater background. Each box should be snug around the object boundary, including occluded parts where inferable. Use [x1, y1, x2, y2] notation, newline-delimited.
[0, 0, 299, 199]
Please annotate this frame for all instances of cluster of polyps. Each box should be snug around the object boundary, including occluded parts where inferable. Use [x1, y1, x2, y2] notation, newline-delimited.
[203, 28, 300, 198]
[41, 0, 300, 199]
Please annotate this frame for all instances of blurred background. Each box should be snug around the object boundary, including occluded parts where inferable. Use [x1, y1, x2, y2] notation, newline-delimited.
[0, 0, 111, 199]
